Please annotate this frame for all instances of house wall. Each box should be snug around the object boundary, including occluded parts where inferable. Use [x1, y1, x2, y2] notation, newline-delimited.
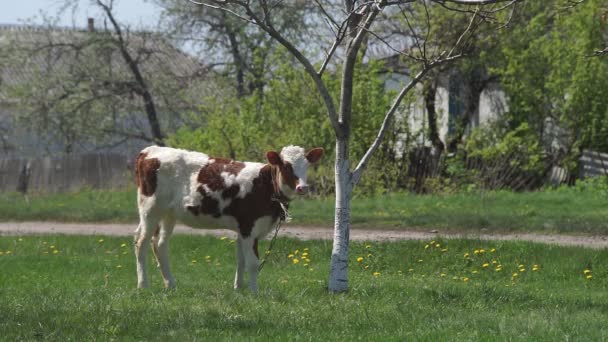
[385, 72, 508, 150]
[477, 81, 508, 126]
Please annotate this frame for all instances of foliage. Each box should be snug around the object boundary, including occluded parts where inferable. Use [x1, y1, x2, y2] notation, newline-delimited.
[494, 0, 608, 154]
[460, 122, 546, 190]
[168, 56, 405, 195]
[1, 235, 607, 340]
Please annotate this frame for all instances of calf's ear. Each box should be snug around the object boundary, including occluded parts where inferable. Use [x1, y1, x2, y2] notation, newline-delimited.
[305, 148, 324, 164]
[266, 151, 282, 165]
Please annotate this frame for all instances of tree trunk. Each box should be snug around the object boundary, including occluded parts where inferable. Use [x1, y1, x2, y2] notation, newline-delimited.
[329, 137, 352, 293]
[423, 77, 445, 153]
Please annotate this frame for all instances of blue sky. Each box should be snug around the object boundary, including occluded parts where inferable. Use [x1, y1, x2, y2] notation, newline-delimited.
[0, 0, 162, 28]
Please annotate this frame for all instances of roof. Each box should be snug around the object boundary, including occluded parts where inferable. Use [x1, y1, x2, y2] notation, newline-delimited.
[0, 23, 209, 103]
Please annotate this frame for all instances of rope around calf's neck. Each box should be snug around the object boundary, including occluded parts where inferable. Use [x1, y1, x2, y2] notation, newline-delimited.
[258, 200, 291, 271]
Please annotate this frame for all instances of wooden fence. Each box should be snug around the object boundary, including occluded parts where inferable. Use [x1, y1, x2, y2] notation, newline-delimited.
[0, 153, 132, 193]
[579, 149, 608, 178]
[0, 148, 606, 193]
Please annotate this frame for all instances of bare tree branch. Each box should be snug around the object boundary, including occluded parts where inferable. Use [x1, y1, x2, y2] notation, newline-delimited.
[189, 0, 343, 137]
[96, 0, 165, 145]
[351, 55, 461, 185]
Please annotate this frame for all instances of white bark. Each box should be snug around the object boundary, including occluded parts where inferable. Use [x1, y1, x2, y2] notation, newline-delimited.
[329, 138, 352, 293]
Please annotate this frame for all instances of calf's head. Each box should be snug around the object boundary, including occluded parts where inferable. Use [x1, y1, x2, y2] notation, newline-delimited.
[266, 146, 324, 199]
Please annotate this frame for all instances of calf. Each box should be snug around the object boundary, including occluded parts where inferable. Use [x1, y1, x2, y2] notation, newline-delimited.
[133, 145, 324, 291]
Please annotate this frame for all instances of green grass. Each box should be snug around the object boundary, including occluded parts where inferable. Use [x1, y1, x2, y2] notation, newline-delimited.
[1, 185, 608, 234]
[1, 234, 607, 340]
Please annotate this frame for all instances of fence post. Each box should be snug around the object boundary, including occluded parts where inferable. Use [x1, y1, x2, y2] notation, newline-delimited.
[17, 160, 31, 194]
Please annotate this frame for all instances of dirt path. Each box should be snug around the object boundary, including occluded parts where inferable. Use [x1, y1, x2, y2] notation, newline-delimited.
[0, 221, 607, 249]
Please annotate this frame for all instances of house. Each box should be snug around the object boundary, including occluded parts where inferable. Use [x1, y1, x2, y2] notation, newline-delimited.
[378, 54, 509, 155]
[0, 20, 219, 159]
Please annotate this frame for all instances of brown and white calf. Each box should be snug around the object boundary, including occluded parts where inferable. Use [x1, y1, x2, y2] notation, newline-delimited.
[133, 145, 324, 291]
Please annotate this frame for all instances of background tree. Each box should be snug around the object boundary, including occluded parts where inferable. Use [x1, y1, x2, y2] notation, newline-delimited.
[4, 0, 213, 153]
[157, 0, 319, 97]
[493, 0, 608, 166]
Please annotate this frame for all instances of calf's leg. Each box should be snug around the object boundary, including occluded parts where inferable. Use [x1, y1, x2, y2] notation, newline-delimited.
[135, 215, 159, 288]
[241, 236, 260, 292]
[234, 236, 246, 289]
[156, 215, 176, 288]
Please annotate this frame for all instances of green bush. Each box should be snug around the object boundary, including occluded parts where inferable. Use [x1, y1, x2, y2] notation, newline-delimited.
[462, 122, 546, 190]
[167, 56, 407, 196]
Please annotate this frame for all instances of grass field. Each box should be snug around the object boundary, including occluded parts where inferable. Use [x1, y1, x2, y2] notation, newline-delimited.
[1, 234, 607, 340]
[1, 182, 608, 233]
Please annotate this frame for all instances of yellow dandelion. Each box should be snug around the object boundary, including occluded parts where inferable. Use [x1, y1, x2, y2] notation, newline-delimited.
[424, 244, 430, 249]
[191, 260, 197, 263]
[357, 257, 364, 262]
[479, 249, 485, 254]
[584, 269, 592, 275]
[518, 264, 525, 269]
[364, 265, 369, 269]
[532, 267, 539, 271]
[482, 263, 489, 268]
[519, 268, 526, 272]
[294, 250, 299, 255]
[365, 245, 372, 249]
[495, 267, 503, 272]
[472, 270, 479, 274]
[367, 253, 373, 258]
[292, 258, 300, 264]
[116, 265, 123, 269]
[220, 236, 227, 240]
[492, 260, 498, 265]
[408, 268, 414, 272]
[205, 255, 211, 259]
[302, 252, 308, 257]
[430, 240, 436, 245]
[229, 239, 235, 244]
[50, 245, 55, 249]
[418, 259, 423, 263]
[53, 250, 59, 254]
[305, 258, 311, 263]
[287, 254, 294, 259]
[435, 243, 441, 248]
[303, 248, 309, 251]
[512, 273, 519, 278]
[490, 248, 496, 252]
[452, 276, 458, 280]
[586, 275, 593, 280]
[98, 239, 104, 243]
[440, 273, 446, 277]
[463, 277, 470, 282]
[474, 249, 480, 255]
[441, 248, 448, 252]
[303, 263, 309, 266]
[464, 252, 470, 258]
[372, 272, 381, 277]
[121, 243, 127, 248]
